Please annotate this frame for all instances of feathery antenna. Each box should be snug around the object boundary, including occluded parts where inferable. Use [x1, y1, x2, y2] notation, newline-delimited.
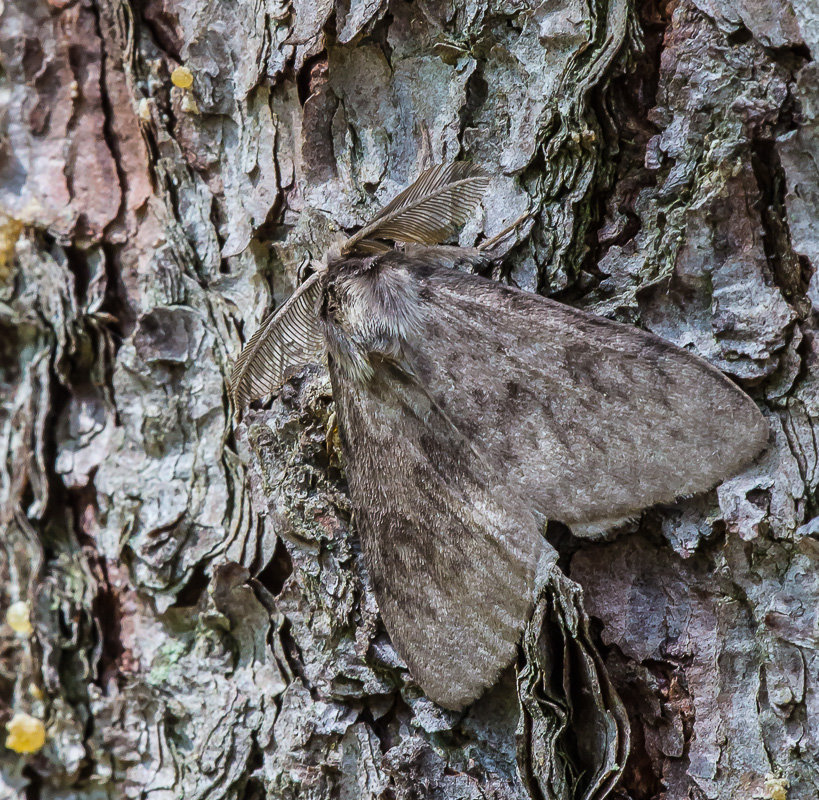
[342, 162, 489, 255]
[228, 272, 324, 409]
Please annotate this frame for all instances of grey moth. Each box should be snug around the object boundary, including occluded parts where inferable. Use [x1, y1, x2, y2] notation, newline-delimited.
[229, 162, 768, 713]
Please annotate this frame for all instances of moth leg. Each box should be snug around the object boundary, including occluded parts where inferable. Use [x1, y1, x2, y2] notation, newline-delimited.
[477, 210, 533, 252]
[569, 516, 638, 541]
[325, 410, 341, 458]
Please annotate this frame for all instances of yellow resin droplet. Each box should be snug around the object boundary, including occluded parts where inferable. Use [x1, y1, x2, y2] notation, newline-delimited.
[5, 601, 33, 635]
[0, 213, 24, 284]
[171, 66, 194, 89]
[5, 713, 46, 754]
[765, 775, 789, 800]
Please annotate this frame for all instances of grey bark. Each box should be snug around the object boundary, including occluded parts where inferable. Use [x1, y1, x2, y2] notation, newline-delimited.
[0, 0, 816, 798]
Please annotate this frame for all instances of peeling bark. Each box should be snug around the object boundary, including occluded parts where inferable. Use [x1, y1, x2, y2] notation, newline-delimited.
[1, 1, 817, 798]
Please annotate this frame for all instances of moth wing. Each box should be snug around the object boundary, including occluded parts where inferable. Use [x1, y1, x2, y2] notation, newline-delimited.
[330, 358, 552, 710]
[398, 249, 768, 529]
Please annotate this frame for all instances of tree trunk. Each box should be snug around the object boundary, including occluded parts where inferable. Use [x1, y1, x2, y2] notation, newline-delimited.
[1, 1, 817, 798]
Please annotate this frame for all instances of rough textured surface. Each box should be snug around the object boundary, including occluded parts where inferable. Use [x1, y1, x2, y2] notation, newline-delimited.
[0, 0, 817, 798]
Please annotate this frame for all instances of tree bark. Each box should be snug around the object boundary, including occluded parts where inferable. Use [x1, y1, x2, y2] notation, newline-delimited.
[1, 1, 817, 799]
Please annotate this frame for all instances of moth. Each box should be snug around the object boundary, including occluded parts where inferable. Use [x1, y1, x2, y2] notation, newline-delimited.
[229, 163, 768, 710]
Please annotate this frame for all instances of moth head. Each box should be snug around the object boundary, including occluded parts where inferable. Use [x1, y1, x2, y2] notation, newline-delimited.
[319, 259, 377, 333]
[319, 268, 375, 383]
